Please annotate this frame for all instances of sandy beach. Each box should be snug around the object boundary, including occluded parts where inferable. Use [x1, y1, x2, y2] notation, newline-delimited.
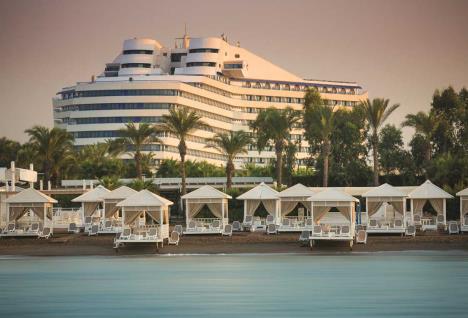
[0, 230, 467, 256]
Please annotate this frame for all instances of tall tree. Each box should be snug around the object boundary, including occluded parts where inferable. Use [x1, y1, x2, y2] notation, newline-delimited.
[206, 130, 251, 189]
[303, 89, 335, 186]
[378, 124, 409, 179]
[118, 123, 160, 180]
[402, 111, 437, 166]
[0, 137, 21, 167]
[25, 126, 74, 184]
[159, 107, 206, 195]
[358, 98, 400, 186]
[250, 107, 301, 186]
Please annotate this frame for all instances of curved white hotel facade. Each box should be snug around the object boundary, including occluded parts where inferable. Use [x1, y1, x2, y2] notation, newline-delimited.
[53, 35, 367, 167]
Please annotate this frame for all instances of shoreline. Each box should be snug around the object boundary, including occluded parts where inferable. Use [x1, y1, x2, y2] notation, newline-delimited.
[1, 231, 467, 257]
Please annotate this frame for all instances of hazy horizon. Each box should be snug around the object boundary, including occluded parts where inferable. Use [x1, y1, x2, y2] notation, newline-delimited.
[0, 0, 467, 144]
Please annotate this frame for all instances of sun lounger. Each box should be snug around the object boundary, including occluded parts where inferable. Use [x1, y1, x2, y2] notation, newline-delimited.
[243, 215, 253, 231]
[6, 222, 15, 233]
[356, 229, 367, 244]
[169, 231, 180, 245]
[448, 221, 459, 234]
[174, 225, 183, 236]
[282, 218, 291, 227]
[305, 219, 313, 228]
[266, 215, 275, 225]
[436, 214, 446, 229]
[211, 219, 221, 230]
[88, 224, 99, 236]
[120, 228, 131, 240]
[223, 224, 233, 236]
[102, 220, 112, 231]
[29, 222, 40, 234]
[312, 225, 322, 236]
[38, 227, 51, 239]
[394, 219, 403, 228]
[464, 214, 468, 226]
[232, 221, 242, 231]
[368, 219, 378, 229]
[340, 225, 350, 236]
[406, 225, 416, 237]
[146, 228, 158, 240]
[299, 230, 310, 246]
[267, 223, 277, 235]
[187, 220, 197, 232]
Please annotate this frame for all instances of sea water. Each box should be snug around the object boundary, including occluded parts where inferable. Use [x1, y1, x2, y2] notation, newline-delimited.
[0, 251, 467, 317]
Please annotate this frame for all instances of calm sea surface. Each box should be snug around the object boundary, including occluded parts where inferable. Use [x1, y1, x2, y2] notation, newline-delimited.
[0, 251, 467, 317]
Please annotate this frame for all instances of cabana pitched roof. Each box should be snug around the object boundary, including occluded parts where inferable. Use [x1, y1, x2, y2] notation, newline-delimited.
[408, 180, 453, 199]
[71, 185, 110, 203]
[236, 182, 279, 200]
[278, 183, 315, 198]
[181, 185, 232, 200]
[5, 188, 57, 204]
[362, 183, 407, 198]
[456, 188, 468, 197]
[307, 188, 358, 202]
[117, 190, 173, 207]
[103, 186, 138, 200]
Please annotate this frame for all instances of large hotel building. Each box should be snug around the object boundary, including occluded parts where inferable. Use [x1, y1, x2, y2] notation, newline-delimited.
[53, 34, 367, 167]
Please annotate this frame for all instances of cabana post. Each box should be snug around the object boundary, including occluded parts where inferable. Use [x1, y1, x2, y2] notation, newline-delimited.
[456, 188, 468, 232]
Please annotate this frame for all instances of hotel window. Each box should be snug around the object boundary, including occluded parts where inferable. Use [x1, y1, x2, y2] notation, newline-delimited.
[121, 63, 151, 68]
[186, 62, 216, 67]
[170, 53, 187, 62]
[235, 54, 240, 58]
[122, 50, 153, 55]
[188, 48, 219, 53]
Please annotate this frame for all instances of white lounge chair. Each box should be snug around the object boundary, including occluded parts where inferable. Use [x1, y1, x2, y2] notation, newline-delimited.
[406, 225, 416, 237]
[68, 222, 80, 234]
[102, 220, 112, 232]
[299, 230, 310, 246]
[243, 215, 253, 231]
[312, 225, 322, 236]
[211, 219, 221, 230]
[232, 221, 242, 231]
[38, 227, 52, 239]
[223, 224, 233, 236]
[368, 219, 378, 229]
[168, 231, 180, 245]
[413, 214, 422, 226]
[305, 219, 313, 228]
[88, 224, 99, 236]
[340, 225, 350, 236]
[266, 215, 275, 225]
[282, 218, 291, 227]
[394, 219, 403, 228]
[29, 222, 40, 234]
[436, 214, 446, 229]
[267, 223, 277, 235]
[6, 222, 16, 233]
[174, 225, 183, 236]
[448, 222, 459, 235]
[146, 228, 158, 240]
[356, 229, 367, 244]
[120, 228, 131, 240]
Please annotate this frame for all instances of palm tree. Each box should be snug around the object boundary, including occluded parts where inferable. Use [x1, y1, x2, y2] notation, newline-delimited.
[402, 111, 437, 175]
[118, 123, 160, 180]
[25, 126, 74, 185]
[159, 107, 206, 195]
[303, 88, 336, 187]
[358, 98, 400, 185]
[250, 107, 301, 186]
[206, 131, 251, 189]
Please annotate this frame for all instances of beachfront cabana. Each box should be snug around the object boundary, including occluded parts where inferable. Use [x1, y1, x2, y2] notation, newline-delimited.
[457, 188, 468, 232]
[181, 185, 231, 235]
[101, 186, 137, 234]
[1, 188, 57, 237]
[307, 188, 358, 249]
[237, 182, 280, 231]
[277, 183, 315, 232]
[114, 190, 173, 249]
[362, 183, 408, 235]
[72, 185, 110, 232]
[408, 180, 453, 231]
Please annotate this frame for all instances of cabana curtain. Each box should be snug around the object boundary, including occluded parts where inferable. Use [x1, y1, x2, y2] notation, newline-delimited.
[146, 210, 163, 224]
[367, 201, 383, 217]
[389, 201, 405, 215]
[9, 207, 27, 221]
[429, 199, 444, 215]
[280, 201, 298, 217]
[187, 203, 205, 219]
[83, 202, 100, 217]
[29, 206, 45, 220]
[463, 200, 468, 214]
[206, 203, 223, 219]
[105, 202, 119, 218]
[313, 206, 330, 223]
[123, 211, 142, 225]
[412, 199, 426, 215]
[246, 200, 261, 216]
[337, 206, 352, 221]
[263, 200, 277, 216]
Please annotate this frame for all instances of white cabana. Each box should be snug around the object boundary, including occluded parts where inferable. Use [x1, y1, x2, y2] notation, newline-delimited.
[408, 180, 453, 231]
[72, 185, 110, 232]
[307, 188, 358, 249]
[114, 190, 173, 248]
[362, 183, 408, 235]
[457, 188, 468, 232]
[237, 182, 280, 231]
[277, 183, 315, 232]
[2, 188, 57, 237]
[181, 185, 231, 235]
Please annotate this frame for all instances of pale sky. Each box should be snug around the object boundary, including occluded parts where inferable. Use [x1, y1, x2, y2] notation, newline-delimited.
[0, 0, 467, 144]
